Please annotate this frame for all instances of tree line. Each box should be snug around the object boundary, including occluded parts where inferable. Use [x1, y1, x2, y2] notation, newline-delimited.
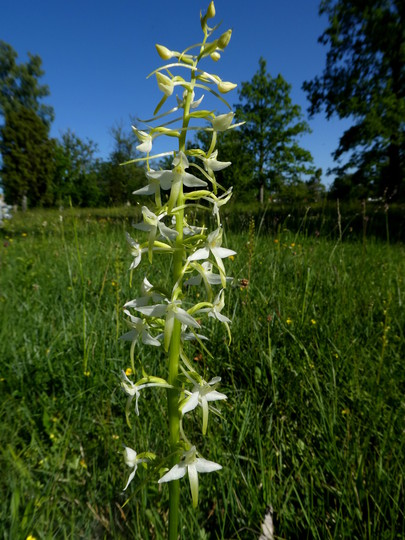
[1, 0, 404, 208]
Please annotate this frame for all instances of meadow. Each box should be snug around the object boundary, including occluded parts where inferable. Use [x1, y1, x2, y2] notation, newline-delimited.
[0, 206, 404, 539]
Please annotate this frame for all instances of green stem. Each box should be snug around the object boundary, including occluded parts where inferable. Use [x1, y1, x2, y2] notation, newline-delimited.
[166, 46, 202, 537]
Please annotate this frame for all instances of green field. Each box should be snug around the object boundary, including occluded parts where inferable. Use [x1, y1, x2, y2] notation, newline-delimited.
[1, 207, 404, 539]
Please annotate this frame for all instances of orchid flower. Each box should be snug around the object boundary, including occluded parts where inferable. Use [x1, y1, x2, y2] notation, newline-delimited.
[185, 261, 223, 286]
[203, 187, 233, 225]
[124, 277, 164, 309]
[180, 375, 227, 434]
[121, 371, 172, 416]
[188, 227, 236, 286]
[176, 89, 204, 110]
[158, 446, 222, 507]
[145, 152, 207, 212]
[211, 112, 234, 132]
[202, 150, 231, 174]
[120, 310, 161, 347]
[123, 446, 156, 490]
[135, 299, 201, 351]
[156, 72, 174, 96]
[134, 206, 178, 262]
[126, 233, 147, 270]
[196, 289, 231, 324]
[132, 126, 153, 153]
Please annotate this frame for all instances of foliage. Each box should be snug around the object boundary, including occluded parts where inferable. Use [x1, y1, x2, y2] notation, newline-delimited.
[236, 58, 315, 203]
[0, 208, 404, 538]
[0, 41, 55, 207]
[0, 40, 54, 126]
[303, 0, 405, 200]
[0, 106, 56, 207]
[53, 129, 101, 207]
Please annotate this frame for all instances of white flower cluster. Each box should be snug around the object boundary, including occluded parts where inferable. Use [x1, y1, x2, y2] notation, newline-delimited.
[121, 1, 239, 508]
[0, 195, 12, 227]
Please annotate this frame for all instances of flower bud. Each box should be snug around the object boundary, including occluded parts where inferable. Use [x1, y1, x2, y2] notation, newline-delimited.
[211, 112, 234, 132]
[217, 29, 232, 50]
[124, 447, 138, 467]
[217, 81, 237, 94]
[155, 44, 173, 60]
[156, 72, 173, 96]
[206, 1, 216, 18]
[210, 51, 221, 62]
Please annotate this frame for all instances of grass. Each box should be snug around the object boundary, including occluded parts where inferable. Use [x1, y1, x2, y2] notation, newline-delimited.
[0, 207, 404, 539]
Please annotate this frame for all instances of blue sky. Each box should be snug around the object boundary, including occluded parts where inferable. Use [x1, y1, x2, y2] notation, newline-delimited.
[1, 0, 351, 186]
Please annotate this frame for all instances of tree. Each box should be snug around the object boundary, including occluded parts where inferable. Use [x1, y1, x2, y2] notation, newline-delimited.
[0, 106, 55, 206]
[53, 129, 100, 206]
[0, 41, 55, 206]
[236, 57, 315, 203]
[303, 0, 405, 200]
[0, 41, 53, 125]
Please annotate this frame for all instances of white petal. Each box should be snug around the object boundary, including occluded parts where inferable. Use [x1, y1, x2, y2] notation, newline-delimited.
[188, 247, 210, 261]
[147, 170, 173, 190]
[141, 330, 161, 347]
[133, 184, 156, 196]
[158, 463, 187, 483]
[158, 221, 179, 240]
[188, 464, 199, 508]
[194, 457, 222, 473]
[119, 330, 137, 341]
[205, 390, 227, 402]
[181, 392, 199, 415]
[123, 465, 137, 491]
[182, 172, 207, 188]
[136, 139, 152, 153]
[136, 304, 168, 317]
[211, 246, 236, 259]
[174, 308, 200, 328]
[124, 447, 138, 467]
[212, 311, 231, 323]
[133, 222, 152, 232]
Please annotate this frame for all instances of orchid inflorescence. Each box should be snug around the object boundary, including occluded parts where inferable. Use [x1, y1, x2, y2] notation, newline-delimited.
[120, 1, 239, 516]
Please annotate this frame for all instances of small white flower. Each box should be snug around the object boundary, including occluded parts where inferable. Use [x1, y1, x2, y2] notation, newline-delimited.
[185, 261, 223, 287]
[135, 298, 200, 351]
[123, 447, 155, 491]
[176, 89, 204, 110]
[124, 277, 164, 309]
[188, 227, 236, 286]
[156, 72, 174, 96]
[197, 289, 231, 324]
[120, 309, 161, 347]
[132, 126, 152, 153]
[121, 371, 171, 415]
[203, 187, 233, 225]
[140, 152, 207, 212]
[135, 206, 178, 242]
[158, 446, 222, 507]
[126, 233, 147, 270]
[181, 375, 227, 434]
[202, 150, 231, 173]
[123, 447, 141, 490]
